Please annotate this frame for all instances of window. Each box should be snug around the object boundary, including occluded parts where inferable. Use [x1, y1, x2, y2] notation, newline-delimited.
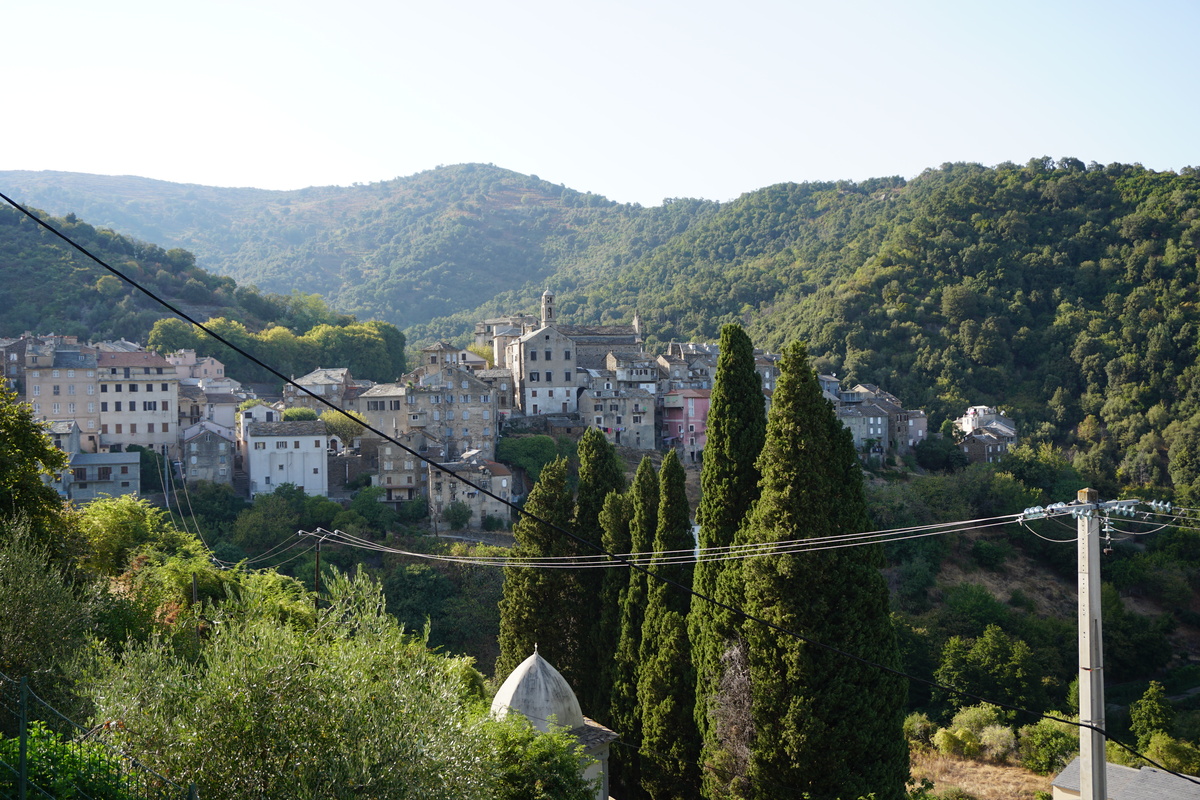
[161, 383, 168, 392]
[314, 440, 321, 448]
[87, 402, 95, 413]
[115, 402, 122, 412]
[73, 467, 86, 481]
[129, 384, 138, 392]
[313, 468, 319, 474]
[67, 384, 75, 395]
[595, 416, 603, 425]
[545, 350, 552, 361]
[129, 424, 137, 434]
[531, 390, 537, 398]
[278, 464, 284, 470]
[115, 424, 122, 434]
[67, 403, 75, 414]
[162, 401, 168, 411]
[529, 372, 539, 382]
[101, 384, 108, 393]
[87, 385, 94, 395]
[32, 385, 40, 396]
[276, 441, 287, 449]
[162, 423, 168, 433]
[120, 465, 128, 474]
[564, 350, 571, 360]
[254, 442, 266, 450]
[633, 415, 642, 423]
[528, 349, 537, 361]
[52, 370, 60, 378]
[98, 467, 111, 481]
[52, 403, 60, 414]
[145, 383, 153, 392]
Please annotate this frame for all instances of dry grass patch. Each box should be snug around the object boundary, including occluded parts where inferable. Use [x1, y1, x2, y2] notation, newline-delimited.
[910, 748, 1051, 800]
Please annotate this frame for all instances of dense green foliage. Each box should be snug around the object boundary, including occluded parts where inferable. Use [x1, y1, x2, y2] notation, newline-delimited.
[495, 458, 580, 683]
[610, 457, 659, 799]
[147, 314, 406, 384]
[87, 569, 588, 800]
[0, 204, 373, 347]
[689, 324, 767, 796]
[573, 427, 627, 716]
[736, 343, 908, 800]
[636, 450, 701, 799]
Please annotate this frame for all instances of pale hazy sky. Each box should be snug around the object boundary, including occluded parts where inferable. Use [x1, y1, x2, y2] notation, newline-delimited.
[6, 0, 1198, 207]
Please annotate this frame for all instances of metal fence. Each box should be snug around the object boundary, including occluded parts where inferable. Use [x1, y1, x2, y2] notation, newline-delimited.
[0, 672, 196, 800]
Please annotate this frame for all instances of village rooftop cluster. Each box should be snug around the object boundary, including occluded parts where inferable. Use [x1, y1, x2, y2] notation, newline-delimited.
[1, 292, 1014, 525]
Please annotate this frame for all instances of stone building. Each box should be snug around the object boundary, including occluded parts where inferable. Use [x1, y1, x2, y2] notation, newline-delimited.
[95, 350, 180, 454]
[24, 337, 102, 452]
[359, 364, 498, 462]
[583, 386, 655, 450]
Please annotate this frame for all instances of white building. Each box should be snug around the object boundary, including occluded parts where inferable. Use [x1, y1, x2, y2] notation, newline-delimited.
[242, 419, 329, 497]
[491, 651, 617, 800]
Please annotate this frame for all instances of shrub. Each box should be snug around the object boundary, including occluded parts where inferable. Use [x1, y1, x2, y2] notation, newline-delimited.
[904, 712, 936, 748]
[443, 501, 472, 530]
[951, 703, 1004, 736]
[933, 727, 980, 758]
[979, 724, 1017, 762]
[1018, 717, 1077, 774]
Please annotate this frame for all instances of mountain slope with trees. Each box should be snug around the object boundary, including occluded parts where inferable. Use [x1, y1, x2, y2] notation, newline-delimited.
[1, 165, 720, 330]
[10, 159, 1200, 497]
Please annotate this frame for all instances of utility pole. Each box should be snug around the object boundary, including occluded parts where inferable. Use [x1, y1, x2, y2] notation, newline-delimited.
[1023, 492, 1141, 800]
[1076, 488, 1106, 800]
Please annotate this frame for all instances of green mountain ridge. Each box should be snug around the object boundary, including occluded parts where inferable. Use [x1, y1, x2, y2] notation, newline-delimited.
[8, 158, 1200, 500]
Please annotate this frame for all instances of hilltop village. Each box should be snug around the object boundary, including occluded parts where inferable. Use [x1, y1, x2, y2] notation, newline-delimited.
[0, 291, 1021, 527]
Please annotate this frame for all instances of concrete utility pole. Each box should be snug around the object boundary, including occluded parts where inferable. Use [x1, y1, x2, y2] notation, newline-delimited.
[1076, 488, 1106, 800]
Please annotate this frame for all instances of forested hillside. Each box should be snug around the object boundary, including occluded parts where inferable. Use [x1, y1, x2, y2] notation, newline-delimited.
[0, 204, 407, 382]
[564, 159, 1200, 499]
[9, 159, 1200, 497]
[0, 166, 719, 329]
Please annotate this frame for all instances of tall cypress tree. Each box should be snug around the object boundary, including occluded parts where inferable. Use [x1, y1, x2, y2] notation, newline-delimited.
[495, 457, 579, 683]
[594, 490, 633, 729]
[687, 324, 767, 798]
[738, 343, 908, 800]
[574, 427, 627, 715]
[637, 449, 702, 799]
[609, 456, 659, 800]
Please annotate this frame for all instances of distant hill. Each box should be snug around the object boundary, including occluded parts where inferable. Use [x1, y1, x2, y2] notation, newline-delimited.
[0, 165, 719, 331]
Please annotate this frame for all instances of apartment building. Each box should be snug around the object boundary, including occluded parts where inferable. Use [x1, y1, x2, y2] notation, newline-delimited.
[95, 351, 180, 454]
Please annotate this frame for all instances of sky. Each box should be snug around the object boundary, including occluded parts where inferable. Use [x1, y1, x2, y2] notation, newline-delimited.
[5, 0, 1199, 207]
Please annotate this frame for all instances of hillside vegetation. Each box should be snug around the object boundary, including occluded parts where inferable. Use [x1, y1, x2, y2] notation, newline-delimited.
[10, 158, 1200, 500]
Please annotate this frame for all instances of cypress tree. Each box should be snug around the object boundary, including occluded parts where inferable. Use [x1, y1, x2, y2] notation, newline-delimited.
[688, 324, 767, 798]
[609, 456, 659, 800]
[594, 489, 633, 728]
[574, 427, 627, 714]
[738, 342, 908, 800]
[637, 450, 702, 799]
[495, 457, 580, 683]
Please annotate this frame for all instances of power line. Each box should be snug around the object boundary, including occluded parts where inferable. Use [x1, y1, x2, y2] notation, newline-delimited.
[5, 196, 1197, 787]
